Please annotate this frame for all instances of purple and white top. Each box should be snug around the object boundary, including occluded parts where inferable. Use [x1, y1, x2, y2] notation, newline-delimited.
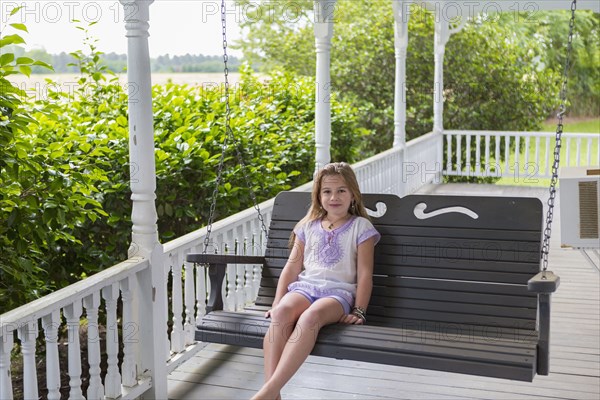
[288, 216, 381, 306]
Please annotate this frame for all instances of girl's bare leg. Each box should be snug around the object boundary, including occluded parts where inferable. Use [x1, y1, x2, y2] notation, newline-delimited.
[252, 298, 344, 400]
[262, 293, 311, 398]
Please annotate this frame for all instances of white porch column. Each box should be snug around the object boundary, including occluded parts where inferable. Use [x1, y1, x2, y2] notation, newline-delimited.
[433, 8, 468, 133]
[392, 0, 409, 149]
[433, 16, 449, 135]
[433, 8, 468, 178]
[119, 1, 167, 399]
[314, 0, 336, 175]
[433, 15, 449, 182]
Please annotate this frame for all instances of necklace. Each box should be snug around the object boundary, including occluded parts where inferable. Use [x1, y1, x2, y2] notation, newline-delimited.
[325, 214, 349, 230]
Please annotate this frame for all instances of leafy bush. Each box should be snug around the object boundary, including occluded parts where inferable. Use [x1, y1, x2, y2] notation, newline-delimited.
[1, 11, 107, 312]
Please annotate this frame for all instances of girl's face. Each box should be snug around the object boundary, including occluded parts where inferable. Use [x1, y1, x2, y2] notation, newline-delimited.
[319, 174, 354, 217]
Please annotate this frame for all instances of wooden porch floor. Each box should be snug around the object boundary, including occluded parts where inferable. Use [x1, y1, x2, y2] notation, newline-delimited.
[167, 184, 600, 400]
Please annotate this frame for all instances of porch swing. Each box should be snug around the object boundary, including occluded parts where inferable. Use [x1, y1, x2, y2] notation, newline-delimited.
[187, 0, 577, 381]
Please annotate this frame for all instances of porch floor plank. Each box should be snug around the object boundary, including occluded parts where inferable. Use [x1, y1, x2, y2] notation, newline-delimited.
[168, 184, 600, 400]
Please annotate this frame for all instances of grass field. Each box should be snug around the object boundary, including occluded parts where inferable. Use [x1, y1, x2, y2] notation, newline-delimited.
[542, 117, 600, 134]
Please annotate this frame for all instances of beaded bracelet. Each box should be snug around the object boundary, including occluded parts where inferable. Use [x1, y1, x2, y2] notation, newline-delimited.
[352, 306, 366, 323]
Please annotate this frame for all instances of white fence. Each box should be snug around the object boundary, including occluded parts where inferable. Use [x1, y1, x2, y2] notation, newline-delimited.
[3, 128, 597, 399]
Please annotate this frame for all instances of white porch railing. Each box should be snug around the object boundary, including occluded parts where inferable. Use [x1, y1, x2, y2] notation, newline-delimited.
[444, 130, 599, 181]
[0, 257, 153, 400]
[4, 128, 598, 398]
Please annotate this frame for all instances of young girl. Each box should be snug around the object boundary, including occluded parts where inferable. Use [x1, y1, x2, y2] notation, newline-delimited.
[251, 162, 380, 400]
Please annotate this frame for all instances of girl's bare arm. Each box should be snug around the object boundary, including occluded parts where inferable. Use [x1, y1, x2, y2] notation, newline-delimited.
[347, 236, 376, 324]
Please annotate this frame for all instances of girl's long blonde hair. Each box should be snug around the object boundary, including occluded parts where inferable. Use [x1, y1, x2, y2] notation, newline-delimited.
[289, 162, 370, 247]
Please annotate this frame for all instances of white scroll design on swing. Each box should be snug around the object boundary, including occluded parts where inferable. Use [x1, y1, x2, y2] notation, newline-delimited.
[414, 202, 479, 220]
[366, 202, 387, 218]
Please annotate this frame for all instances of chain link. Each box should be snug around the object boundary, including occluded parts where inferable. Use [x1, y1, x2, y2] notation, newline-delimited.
[203, 0, 268, 254]
[541, 0, 576, 271]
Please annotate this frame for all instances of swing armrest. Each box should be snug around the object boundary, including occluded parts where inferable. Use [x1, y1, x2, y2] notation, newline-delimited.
[186, 254, 266, 265]
[527, 271, 560, 293]
[186, 254, 266, 313]
[528, 271, 559, 375]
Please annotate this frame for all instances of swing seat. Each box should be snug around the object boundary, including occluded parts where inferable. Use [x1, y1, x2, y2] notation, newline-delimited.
[187, 191, 559, 382]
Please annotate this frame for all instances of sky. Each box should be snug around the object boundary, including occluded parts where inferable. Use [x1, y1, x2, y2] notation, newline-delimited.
[2, 0, 244, 57]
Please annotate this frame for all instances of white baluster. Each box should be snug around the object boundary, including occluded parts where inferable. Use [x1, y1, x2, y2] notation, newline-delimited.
[206, 262, 213, 312]
[184, 254, 196, 345]
[465, 134, 471, 175]
[576, 137, 582, 166]
[164, 258, 172, 358]
[226, 261, 236, 312]
[535, 137, 541, 174]
[41, 311, 61, 400]
[102, 284, 122, 398]
[504, 136, 511, 177]
[566, 137, 571, 166]
[524, 135, 530, 168]
[235, 238, 245, 310]
[17, 321, 39, 400]
[1, 332, 14, 400]
[586, 137, 592, 166]
[170, 253, 184, 353]
[83, 293, 104, 400]
[120, 277, 137, 387]
[475, 135, 481, 175]
[261, 227, 268, 254]
[195, 261, 207, 324]
[446, 133, 452, 173]
[252, 233, 261, 299]
[218, 233, 233, 311]
[514, 135, 521, 179]
[494, 135, 501, 176]
[244, 235, 254, 304]
[257, 229, 267, 298]
[484, 135, 491, 176]
[224, 232, 238, 311]
[456, 134, 462, 175]
[63, 302, 84, 400]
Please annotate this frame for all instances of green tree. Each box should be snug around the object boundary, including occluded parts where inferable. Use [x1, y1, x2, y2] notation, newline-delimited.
[497, 10, 599, 117]
[235, 0, 564, 154]
[234, 0, 314, 75]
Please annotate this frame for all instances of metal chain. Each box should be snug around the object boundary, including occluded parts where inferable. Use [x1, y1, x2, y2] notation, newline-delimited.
[541, 0, 577, 271]
[203, 0, 268, 254]
[228, 133, 270, 238]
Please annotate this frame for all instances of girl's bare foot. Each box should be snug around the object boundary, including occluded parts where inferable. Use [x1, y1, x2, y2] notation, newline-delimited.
[250, 386, 280, 400]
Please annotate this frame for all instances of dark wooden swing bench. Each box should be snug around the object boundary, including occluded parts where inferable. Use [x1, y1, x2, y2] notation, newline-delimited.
[187, 191, 560, 382]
